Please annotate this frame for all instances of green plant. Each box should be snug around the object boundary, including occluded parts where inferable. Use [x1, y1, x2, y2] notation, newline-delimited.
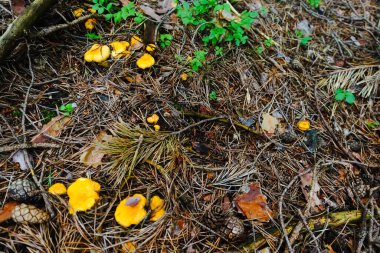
[190, 50, 207, 71]
[366, 119, 379, 129]
[215, 46, 223, 56]
[41, 109, 56, 123]
[92, 0, 145, 24]
[59, 103, 77, 116]
[295, 29, 312, 46]
[335, 89, 355, 104]
[176, 1, 258, 46]
[85, 33, 102, 39]
[264, 37, 273, 47]
[256, 46, 264, 55]
[159, 34, 173, 48]
[307, 0, 321, 8]
[11, 108, 22, 117]
[209, 90, 217, 101]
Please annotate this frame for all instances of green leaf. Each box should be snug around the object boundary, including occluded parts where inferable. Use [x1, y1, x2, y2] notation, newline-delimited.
[300, 36, 312, 46]
[345, 92, 355, 104]
[209, 91, 217, 101]
[256, 46, 264, 55]
[98, 7, 105, 14]
[335, 92, 346, 101]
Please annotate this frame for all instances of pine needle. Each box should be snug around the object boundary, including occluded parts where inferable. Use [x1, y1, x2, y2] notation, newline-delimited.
[318, 65, 380, 97]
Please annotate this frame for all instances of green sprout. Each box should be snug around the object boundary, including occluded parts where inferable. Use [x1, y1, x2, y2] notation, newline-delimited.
[59, 103, 77, 116]
[190, 50, 207, 72]
[335, 89, 355, 105]
[307, 0, 321, 9]
[159, 34, 174, 48]
[215, 46, 223, 56]
[85, 33, 102, 39]
[366, 119, 379, 129]
[209, 90, 217, 101]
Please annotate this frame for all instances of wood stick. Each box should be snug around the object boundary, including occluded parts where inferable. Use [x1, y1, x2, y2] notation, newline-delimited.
[0, 0, 57, 62]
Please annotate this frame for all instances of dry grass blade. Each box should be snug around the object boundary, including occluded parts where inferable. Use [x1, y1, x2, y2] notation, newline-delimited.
[102, 120, 189, 186]
[318, 65, 380, 97]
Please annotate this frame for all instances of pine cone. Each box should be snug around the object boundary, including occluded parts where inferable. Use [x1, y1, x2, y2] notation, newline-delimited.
[204, 206, 246, 242]
[11, 203, 49, 224]
[8, 178, 40, 202]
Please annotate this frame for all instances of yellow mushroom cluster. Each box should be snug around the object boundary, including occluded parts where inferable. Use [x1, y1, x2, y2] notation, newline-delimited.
[114, 194, 165, 229]
[83, 35, 156, 69]
[147, 113, 160, 131]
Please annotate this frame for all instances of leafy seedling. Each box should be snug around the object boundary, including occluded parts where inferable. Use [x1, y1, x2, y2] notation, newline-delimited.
[215, 46, 223, 56]
[85, 33, 102, 39]
[190, 50, 207, 71]
[295, 29, 312, 46]
[92, 0, 144, 24]
[307, 0, 321, 9]
[209, 91, 217, 101]
[264, 37, 273, 47]
[159, 34, 173, 48]
[256, 46, 264, 55]
[335, 89, 355, 105]
[366, 119, 379, 129]
[59, 103, 77, 116]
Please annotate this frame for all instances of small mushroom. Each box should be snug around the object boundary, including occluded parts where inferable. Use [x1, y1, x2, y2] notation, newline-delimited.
[136, 53, 155, 69]
[114, 194, 147, 228]
[84, 44, 111, 63]
[110, 41, 131, 59]
[153, 125, 160, 131]
[85, 18, 97, 30]
[73, 8, 84, 17]
[297, 120, 310, 131]
[48, 183, 67, 195]
[147, 114, 159, 124]
[149, 195, 165, 221]
[180, 73, 189, 81]
[67, 178, 101, 214]
[146, 44, 156, 53]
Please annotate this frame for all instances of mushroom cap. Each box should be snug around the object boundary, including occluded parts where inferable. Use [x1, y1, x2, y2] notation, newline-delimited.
[67, 178, 100, 214]
[84, 44, 111, 63]
[48, 183, 67, 195]
[297, 120, 310, 131]
[114, 194, 147, 228]
[153, 125, 160, 131]
[146, 44, 156, 53]
[110, 41, 130, 59]
[85, 18, 97, 30]
[147, 114, 159, 124]
[180, 73, 189, 81]
[137, 53, 155, 69]
[73, 8, 84, 18]
[149, 195, 165, 221]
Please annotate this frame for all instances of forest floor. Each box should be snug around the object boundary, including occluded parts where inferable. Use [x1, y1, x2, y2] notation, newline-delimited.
[0, 0, 379, 252]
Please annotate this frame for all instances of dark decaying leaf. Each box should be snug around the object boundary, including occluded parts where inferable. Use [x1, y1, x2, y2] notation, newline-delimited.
[304, 129, 318, 153]
[11, 0, 25, 16]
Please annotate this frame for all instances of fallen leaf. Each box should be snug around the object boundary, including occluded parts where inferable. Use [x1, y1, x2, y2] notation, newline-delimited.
[125, 74, 144, 83]
[118, 0, 130, 6]
[140, 5, 162, 22]
[299, 169, 322, 210]
[156, 0, 176, 14]
[11, 150, 29, 171]
[11, 0, 25, 16]
[261, 113, 279, 135]
[31, 115, 72, 143]
[0, 202, 18, 223]
[80, 131, 112, 168]
[234, 182, 273, 222]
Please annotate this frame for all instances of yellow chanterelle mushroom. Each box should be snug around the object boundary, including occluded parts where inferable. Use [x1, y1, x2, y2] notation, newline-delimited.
[136, 53, 155, 69]
[114, 194, 147, 228]
[110, 41, 130, 59]
[67, 178, 101, 214]
[84, 44, 111, 63]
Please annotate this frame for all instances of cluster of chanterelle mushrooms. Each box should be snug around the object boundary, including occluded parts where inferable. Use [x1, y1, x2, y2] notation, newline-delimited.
[84, 35, 156, 69]
[1, 177, 165, 229]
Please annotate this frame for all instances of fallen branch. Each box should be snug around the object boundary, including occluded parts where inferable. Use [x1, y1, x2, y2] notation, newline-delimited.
[0, 0, 57, 62]
[0, 142, 60, 153]
[32, 13, 98, 37]
[241, 210, 365, 251]
[182, 111, 262, 136]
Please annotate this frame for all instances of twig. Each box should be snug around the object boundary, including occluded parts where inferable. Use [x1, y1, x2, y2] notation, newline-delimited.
[171, 116, 224, 135]
[182, 111, 262, 136]
[0, 143, 61, 153]
[32, 13, 98, 37]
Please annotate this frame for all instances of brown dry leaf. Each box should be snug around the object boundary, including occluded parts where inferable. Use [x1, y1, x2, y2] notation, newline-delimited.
[119, 0, 130, 6]
[157, 0, 176, 14]
[80, 131, 112, 168]
[31, 115, 72, 143]
[299, 169, 322, 210]
[0, 202, 18, 223]
[140, 5, 162, 22]
[125, 74, 144, 84]
[261, 113, 279, 135]
[234, 182, 273, 222]
[11, 0, 25, 16]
